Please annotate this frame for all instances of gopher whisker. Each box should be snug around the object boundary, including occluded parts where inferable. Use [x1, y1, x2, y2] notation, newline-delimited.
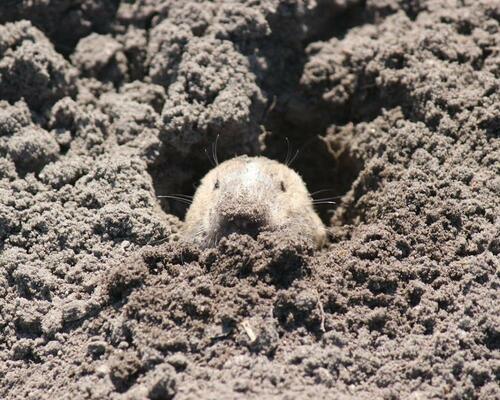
[157, 195, 193, 204]
[312, 196, 341, 202]
[213, 133, 220, 166]
[205, 148, 216, 167]
[311, 189, 341, 197]
[287, 148, 300, 167]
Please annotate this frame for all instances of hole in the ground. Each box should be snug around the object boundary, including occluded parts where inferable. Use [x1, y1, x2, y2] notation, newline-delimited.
[147, 4, 373, 226]
[149, 0, 370, 228]
[150, 110, 362, 231]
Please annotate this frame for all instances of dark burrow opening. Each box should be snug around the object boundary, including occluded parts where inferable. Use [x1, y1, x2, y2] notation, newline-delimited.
[150, 121, 364, 231]
[150, 2, 370, 228]
[150, 100, 363, 228]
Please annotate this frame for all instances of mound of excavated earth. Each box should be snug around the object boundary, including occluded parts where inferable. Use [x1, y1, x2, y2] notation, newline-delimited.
[0, 1, 498, 399]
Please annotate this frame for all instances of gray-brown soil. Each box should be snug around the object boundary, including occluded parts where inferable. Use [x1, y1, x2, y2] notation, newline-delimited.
[0, 1, 499, 399]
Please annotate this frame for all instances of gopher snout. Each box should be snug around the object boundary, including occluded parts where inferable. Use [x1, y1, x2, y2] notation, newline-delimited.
[219, 213, 265, 239]
[217, 199, 268, 239]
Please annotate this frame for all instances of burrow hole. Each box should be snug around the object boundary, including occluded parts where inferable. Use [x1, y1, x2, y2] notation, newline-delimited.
[149, 105, 362, 228]
[149, 3, 369, 227]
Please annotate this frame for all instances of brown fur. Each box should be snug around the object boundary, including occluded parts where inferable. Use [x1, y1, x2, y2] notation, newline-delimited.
[183, 155, 326, 248]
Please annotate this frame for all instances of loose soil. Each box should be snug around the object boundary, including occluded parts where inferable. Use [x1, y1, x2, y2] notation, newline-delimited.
[0, 1, 499, 399]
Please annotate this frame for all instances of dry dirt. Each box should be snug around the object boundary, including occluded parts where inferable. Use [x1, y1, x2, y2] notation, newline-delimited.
[0, 1, 499, 399]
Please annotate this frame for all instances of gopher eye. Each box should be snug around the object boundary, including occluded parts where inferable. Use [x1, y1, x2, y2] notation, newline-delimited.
[214, 179, 220, 190]
[280, 181, 286, 192]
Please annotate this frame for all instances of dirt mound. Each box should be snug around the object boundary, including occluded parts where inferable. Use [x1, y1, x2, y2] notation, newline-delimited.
[0, 1, 498, 399]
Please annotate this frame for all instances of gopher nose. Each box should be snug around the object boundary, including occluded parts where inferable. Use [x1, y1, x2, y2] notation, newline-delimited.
[220, 214, 265, 239]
